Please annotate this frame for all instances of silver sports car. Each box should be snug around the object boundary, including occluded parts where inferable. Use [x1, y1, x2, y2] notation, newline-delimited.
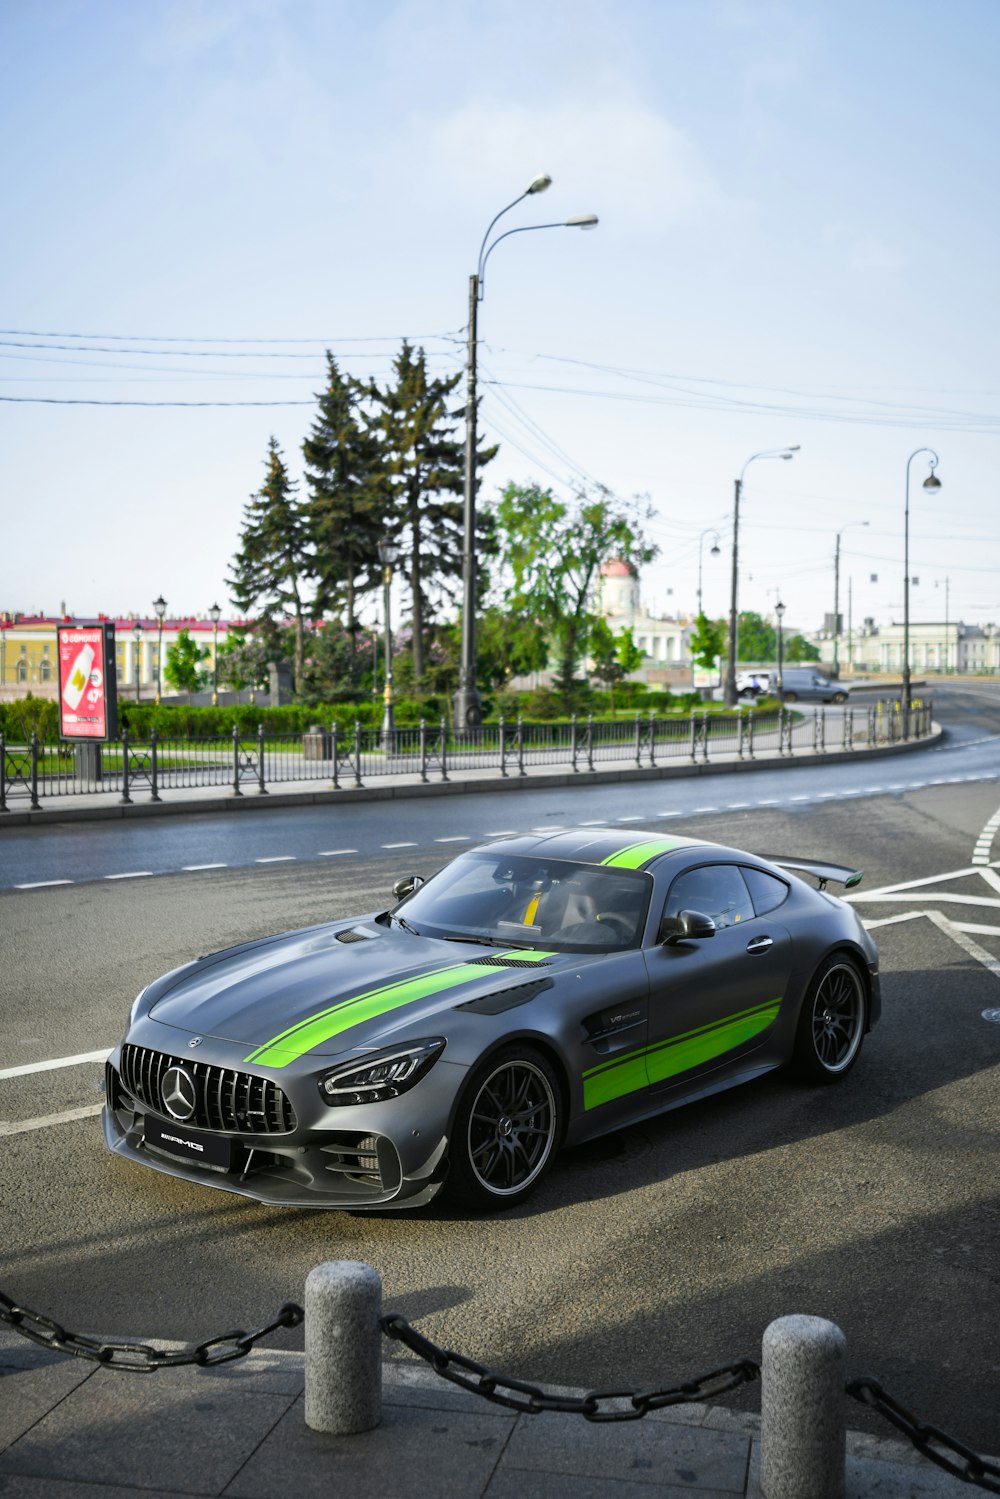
[103, 827, 880, 1212]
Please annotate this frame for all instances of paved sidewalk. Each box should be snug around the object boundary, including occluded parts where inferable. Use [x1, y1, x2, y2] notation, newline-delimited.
[0, 1329, 973, 1497]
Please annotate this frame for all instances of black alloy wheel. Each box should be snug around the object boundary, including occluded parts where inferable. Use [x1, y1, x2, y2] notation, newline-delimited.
[448, 1046, 561, 1209]
[794, 956, 867, 1083]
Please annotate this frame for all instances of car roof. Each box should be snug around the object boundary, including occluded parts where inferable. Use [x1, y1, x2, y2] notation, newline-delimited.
[468, 827, 755, 872]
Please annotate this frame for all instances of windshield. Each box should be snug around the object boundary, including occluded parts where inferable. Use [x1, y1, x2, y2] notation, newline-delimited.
[393, 852, 651, 953]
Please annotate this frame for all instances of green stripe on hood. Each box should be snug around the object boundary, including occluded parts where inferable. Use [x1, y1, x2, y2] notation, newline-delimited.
[245, 952, 551, 1068]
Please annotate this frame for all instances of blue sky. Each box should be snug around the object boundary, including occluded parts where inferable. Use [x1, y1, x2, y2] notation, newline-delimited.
[2, 0, 998, 636]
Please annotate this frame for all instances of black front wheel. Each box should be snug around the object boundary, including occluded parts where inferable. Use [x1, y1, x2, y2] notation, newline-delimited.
[793, 956, 867, 1083]
[447, 1046, 561, 1209]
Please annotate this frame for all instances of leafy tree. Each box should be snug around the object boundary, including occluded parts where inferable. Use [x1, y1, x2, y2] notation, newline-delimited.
[786, 634, 820, 662]
[735, 611, 775, 663]
[377, 342, 474, 682]
[488, 481, 657, 706]
[589, 619, 643, 715]
[163, 629, 209, 700]
[688, 612, 726, 674]
[302, 354, 386, 649]
[227, 438, 311, 692]
[217, 627, 271, 699]
[474, 605, 549, 690]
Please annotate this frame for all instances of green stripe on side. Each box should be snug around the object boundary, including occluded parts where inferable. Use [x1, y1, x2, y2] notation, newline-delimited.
[601, 837, 694, 869]
[582, 999, 781, 1110]
[245, 950, 554, 1068]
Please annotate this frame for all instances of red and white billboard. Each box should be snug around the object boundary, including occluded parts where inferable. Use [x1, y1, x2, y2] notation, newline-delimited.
[57, 623, 119, 740]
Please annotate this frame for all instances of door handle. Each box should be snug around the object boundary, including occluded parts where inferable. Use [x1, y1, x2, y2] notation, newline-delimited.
[745, 935, 773, 954]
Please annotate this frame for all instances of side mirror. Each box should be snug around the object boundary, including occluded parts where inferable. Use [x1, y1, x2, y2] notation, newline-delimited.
[392, 874, 425, 902]
[660, 908, 717, 946]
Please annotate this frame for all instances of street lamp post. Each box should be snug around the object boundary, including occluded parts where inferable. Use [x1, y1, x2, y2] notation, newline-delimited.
[832, 521, 869, 677]
[775, 599, 786, 694]
[132, 622, 142, 702]
[153, 595, 167, 704]
[378, 538, 401, 750]
[209, 602, 222, 706]
[697, 529, 721, 615]
[724, 447, 800, 706]
[453, 176, 599, 730]
[903, 449, 942, 720]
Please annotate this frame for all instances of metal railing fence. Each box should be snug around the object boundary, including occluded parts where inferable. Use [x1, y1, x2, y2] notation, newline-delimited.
[1, 699, 934, 811]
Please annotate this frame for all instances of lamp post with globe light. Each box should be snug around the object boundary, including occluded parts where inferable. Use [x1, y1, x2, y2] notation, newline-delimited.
[454, 175, 599, 730]
[153, 595, 167, 704]
[903, 449, 942, 724]
[378, 537, 401, 750]
[132, 622, 142, 702]
[209, 602, 222, 705]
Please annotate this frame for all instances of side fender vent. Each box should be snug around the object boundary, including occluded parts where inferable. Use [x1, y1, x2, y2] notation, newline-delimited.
[455, 979, 553, 1014]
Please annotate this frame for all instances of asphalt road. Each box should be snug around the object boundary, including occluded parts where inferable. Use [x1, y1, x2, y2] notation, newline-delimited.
[1, 683, 999, 1452]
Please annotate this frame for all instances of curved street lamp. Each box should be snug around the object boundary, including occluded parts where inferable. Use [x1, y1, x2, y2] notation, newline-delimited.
[697, 528, 721, 615]
[724, 447, 800, 706]
[378, 537, 401, 749]
[454, 176, 599, 729]
[209, 602, 222, 706]
[903, 449, 942, 720]
[153, 594, 167, 705]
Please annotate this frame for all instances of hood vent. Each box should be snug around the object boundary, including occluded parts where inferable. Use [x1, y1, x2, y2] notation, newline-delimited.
[336, 928, 374, 944]
[469, 955, 551, 968]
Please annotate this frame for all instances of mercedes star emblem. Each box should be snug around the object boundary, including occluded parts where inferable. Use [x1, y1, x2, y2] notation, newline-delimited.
[161, 1065, 198, 1122]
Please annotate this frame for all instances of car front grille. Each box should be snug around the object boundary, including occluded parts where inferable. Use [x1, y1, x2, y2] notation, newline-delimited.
[119, 1044, 297, 1135]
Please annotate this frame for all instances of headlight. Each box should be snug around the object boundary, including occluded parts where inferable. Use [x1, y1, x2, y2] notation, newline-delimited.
[128, 988, 149, 1027]
[318, 1038, 446, 1107]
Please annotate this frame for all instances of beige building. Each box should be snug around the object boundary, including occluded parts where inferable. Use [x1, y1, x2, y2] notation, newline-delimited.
[819, 619, 1000, 676]
[595, 560, 692, 673]
[0, 613, 244, 703]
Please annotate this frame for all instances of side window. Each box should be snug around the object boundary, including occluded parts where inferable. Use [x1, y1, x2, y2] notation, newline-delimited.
[742, 866, 790, 916]
[663, 865, 754, 929]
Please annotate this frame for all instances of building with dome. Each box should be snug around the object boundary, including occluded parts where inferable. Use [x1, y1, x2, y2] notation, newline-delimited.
[595, 560, 693, 682]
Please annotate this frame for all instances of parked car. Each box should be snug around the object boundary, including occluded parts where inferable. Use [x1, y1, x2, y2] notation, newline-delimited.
[736, 670, 772, 698]
[778, 668, 849, 704]
[103, 827, 879, 1213]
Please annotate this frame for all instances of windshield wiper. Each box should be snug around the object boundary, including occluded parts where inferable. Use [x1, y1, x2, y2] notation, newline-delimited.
[442, 934, 533, 950]
[392, 914, 421, 935]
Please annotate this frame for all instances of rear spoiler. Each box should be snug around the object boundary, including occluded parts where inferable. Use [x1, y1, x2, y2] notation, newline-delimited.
[769, 858, 863, 892]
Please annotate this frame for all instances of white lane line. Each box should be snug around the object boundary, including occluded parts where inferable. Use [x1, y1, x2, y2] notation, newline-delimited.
[182, 863, 227, 872]
[484, 830, 520, 836]
[435, 836, 470, 843]
[953, 922, 1000, 937]
[105, 871, 153, 880]
[0, 1049, 111, 1081]
[616, 816, 643, 822]
[692, 807, 718, 814]
[977, 869, 1000, 897]
[789, 796, 810, 803]
[382, 842, 417, 849]
[14, 880, 74, 889]
[925, 909, 1000, 981]
[255, 856, 296, 864]
[850, 892, 1000, 909]
[848, 865, 983, 899]
[726, 803, 751, 810]
[657, 812, 683, 818]
[318, 849, 358, 856]
[756, 799, 779, 807]
[531, 826, 566, 832]
[578, 820, 606, 827]
[0, 1103, 104, 1137]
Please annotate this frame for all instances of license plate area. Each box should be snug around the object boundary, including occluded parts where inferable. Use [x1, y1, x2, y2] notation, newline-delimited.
[144, 1115, 232, 1171]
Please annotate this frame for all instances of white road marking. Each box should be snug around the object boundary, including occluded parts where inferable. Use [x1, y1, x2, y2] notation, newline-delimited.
[578, 820, 607, 826]
[924, 909, 1000, 981]
[255, 856, 295, 863]
[318, 849, 358, 856]
[756, 799, 780, 807]
[616, 816, 643, 822]
[0, 1104, 104, 1137]
[976, 868, 1000, 897]
[484, 830, 520, 836]
[846, 865, 984, 900]
[727, 802, 751, 809]
[952, 922, 1000, 937]
[789, 795, 809, 802]
[692, 807, 718, 814]
[382, 842, 417, 849]
[0, 1049, 111, 1080]
[657, 812, 683, 818]
[435, 836, 470, 843]
[14, 880, 73, 889]
[182, 863, 227, 871]
[531, 826, 566, 833]
[852, 892, 1000, 909]
[104, 871, 153, 880]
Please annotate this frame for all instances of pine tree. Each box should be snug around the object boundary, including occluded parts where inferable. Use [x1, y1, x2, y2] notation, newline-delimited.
[302, 353, 386, 650]
[227, 437, 311, 693]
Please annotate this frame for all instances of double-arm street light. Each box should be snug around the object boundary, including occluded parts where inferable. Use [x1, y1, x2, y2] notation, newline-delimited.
[453, 175, 599, 729]
[209, 602, 222, 705]
[724, 447, 800, 707]
[697, 529, 721, 615]
[832, 521, 868, 677]
[903, 448, 942, 715]
[378, 537, 401, 749]
[153, 594, 167, 704]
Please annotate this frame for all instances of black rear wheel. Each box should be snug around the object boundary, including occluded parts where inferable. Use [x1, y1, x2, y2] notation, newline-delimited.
[793, 956, 867, 1083]
[447, 1045, 561, 1209]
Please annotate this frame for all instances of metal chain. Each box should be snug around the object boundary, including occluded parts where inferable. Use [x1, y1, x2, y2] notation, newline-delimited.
[0, 1289, 304, 1373]
[380, 1313, 759, 1421]
[848, 1378, 1000, 1493]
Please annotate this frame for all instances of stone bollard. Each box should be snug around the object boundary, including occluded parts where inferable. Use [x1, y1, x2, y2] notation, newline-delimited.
[304, 1260, 382, 1435]
[760, 1315, 846, 1499]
